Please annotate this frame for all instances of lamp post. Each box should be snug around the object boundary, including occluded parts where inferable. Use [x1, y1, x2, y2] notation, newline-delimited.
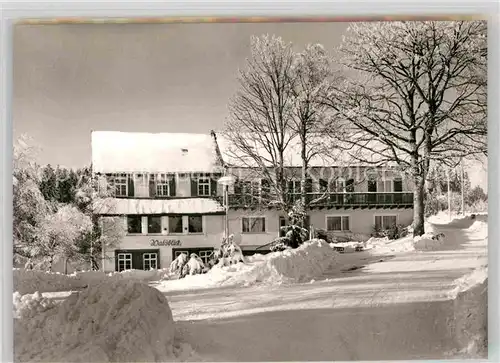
[217, 175, 235, 240]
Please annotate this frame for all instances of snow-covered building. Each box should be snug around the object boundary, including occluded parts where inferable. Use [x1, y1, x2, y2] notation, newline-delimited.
[92, 131, 414, 272]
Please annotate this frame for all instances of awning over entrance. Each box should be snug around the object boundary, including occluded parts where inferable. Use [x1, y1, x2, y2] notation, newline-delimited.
[93, 197, 225, 215]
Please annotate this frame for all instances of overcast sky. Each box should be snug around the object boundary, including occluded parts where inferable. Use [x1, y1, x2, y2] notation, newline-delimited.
[12, 21, 487, 189]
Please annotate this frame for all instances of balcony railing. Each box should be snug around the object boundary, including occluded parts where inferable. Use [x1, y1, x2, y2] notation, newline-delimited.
[223, 192, 414, 208]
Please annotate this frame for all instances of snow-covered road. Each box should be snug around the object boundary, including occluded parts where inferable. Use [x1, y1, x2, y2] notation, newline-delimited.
[164, 215, 487, 361]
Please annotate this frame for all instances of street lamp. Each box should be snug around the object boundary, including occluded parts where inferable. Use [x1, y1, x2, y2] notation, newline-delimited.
[217, 175, 235, 240]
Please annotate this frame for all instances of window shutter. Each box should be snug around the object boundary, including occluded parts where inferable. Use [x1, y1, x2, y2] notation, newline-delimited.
[234, 180, 242, 194]
[319, 179, 328, 192]
[149, 174, 156, 198]
[346, 179, 355, 192]
[127, 175, 134, 197]
[210, 177, 217, 196]
[305, 178, 313, 193]
[190, 177, 198, 197]
[261, 179, 270, 199]
[169, 176, 176, 197]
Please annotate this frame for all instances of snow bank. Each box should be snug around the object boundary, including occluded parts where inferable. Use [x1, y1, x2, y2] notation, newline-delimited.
[157, 240, 338, 292]
[448, 266, 488, 358]
[466, 220, 488, 239]
[365, 235, 415, 255]
[13, 268, 168, 295]
[413, 232, 446, 251]
[14, 280, 181, 362]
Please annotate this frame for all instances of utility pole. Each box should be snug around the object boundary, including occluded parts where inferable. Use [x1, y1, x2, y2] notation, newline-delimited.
[447, 167, 452, 221]
[461, 158, 465, 215]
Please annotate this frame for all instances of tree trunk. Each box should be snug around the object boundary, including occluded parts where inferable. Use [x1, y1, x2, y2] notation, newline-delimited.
[64, 258, 68, 275]
[413, 176, 426, 236]
[48, 256, 53, 272]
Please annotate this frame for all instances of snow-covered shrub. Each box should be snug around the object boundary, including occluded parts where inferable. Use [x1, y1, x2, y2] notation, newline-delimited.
[279, 202, 310, 248]
[269, 237, 292, 252]
[210, 234, 246, 267]
[371, 224, 408, 240]
[169, 253, 188, 276]
[312, 228, 330, 242]
[13, 291, 55, 319]
[181, 253, 206, 276]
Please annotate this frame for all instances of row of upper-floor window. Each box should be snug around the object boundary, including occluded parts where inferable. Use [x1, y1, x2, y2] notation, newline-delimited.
[106, 173, 405, 198]
[122, 213, 399, 236]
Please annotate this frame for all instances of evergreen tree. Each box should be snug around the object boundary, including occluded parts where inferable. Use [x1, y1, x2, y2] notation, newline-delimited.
[39, 164, 58, 201]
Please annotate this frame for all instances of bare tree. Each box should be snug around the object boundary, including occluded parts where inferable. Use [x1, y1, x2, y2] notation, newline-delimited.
[224, 34, 297, 214]
[290, 43, 341, 214]
[324, 21, 487, 236]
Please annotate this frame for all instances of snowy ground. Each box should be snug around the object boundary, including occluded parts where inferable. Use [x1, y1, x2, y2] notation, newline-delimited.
[15, 213, 488, 362]
[164, 214, 488, 361]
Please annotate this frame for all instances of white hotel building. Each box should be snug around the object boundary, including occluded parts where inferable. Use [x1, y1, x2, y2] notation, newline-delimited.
[91, 131, 415, 273]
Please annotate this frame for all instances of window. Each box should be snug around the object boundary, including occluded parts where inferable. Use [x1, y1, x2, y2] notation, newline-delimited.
[114, 174, 128, 196]
[148, 216, 162, 234]
[169, 216, 183, 234]
[198, 250, 213, 265]
[326, 216, 350, 231]
[378, 180, 393, 192]
[188, 215, 203, 233]
[288, 180, 301, 194]
[127, 216, 142, 234]
[375, 215, 397, 230]
[156, 174, 170, 196]
[198, 178, 211, 196]
[242, 216, 266, 233]
[143, 253, 158, 270]
[336, 179, 346, 193]
[117, 253, 132, 272]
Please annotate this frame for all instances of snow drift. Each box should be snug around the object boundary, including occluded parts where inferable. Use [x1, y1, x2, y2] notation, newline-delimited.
[446, 266, 488, 359]
[13, 268, 168, 295]
[413, 232, 446, 251]
[14, 280, 180, 362]
[157, 239, 338, 292]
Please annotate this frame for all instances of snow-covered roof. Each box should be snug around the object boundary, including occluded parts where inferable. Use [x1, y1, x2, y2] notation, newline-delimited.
[91, 131, 223, 174]
[93, 198, 225, 215]
[91, 130, 406, 173]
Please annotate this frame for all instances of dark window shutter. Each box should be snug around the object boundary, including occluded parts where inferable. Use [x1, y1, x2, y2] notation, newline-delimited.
[127, 175, 134, 197]
[191, 177, 198, 197]
[234, 180, 242, 194]
[210, 177, 217, 197]
[169, 177, 176, 197]
[261, 179, 270, 198]
[319, 179, 328, 192]
[346, 178, 355, 192]
[305, 178, 313, 193]
[149, 174, 156, 198]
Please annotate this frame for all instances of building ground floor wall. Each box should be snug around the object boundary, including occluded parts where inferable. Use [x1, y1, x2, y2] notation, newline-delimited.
[102, 207, 414, 272]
